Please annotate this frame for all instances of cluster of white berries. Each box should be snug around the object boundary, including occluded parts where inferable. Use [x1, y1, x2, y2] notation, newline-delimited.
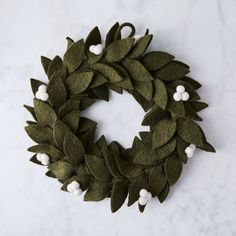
[138, 188, 152, 205]
[185, 144, 196, 158]
[67, 181, 82, 195]
[173, 85, 189, 101]
[36, 153, 50, 166]
[89, 44, 104, 55]
[35, 85, 49, 101]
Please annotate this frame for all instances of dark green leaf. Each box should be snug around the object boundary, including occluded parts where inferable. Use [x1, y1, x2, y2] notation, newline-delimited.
[24, 105, 37, 121]
[105, 22, 120, 47]
[48, 161, 74, 180]
[134, 80, 153, 101]
[47, 56, 63, 79]
[58, 99, 81, 118]
[89, 73, 107, 88]
[157, 183, 170, 203]
[62, 110, 80, 132]
[30, 79, 45, 95]
[153, 79, 168, 109]
[85, 26, 101, 51]
[78, 117, 97, 133]
[66, 37, 74, 49]
[53, 119, 69, 148]
[41, 56, 51, 75]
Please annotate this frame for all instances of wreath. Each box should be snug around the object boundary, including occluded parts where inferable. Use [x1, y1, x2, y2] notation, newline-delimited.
[24, 22, 215, 213]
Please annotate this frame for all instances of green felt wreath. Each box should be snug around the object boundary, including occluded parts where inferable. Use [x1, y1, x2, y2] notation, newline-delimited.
[24, 22, 215, 213]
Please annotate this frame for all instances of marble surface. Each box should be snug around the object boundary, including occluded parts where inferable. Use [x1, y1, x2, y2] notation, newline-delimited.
[0, 0, 236, 235]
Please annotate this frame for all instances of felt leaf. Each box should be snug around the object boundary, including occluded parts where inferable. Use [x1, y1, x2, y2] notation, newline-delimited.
[108, 83, 123, 94]
[133, 148, 152, 165]
[138, 203, 146, 213]
[78, 117, 97, 133]
[28, 144, 63, 160]
[58, 99, 81, 118]
[47, 71, 67, 110]
[79, 97, 96, 111]
[30, 78, 45, 95]
[24, 105, 37, 121]
[62, 110, 80, 132]
[176, 137, 189, 163]
[41, 56, 51, 75]
[53, 119, 69, 148]
[190, 101, 208, 112]
[90, 63, 123, 82]
[66, 37, 74, 49]
[111, 179, 129, 212]
[142, 105, 168, 127]
[128, 34, 153, 58]
[63, 131, 85, 165]
[48, 161, 74, 180]
[139, 131, 152, 148]
[78, 127, 96, 148]
[47, 56, 63, 79]
[153, 79, 168, 109]
[152, 119, 177, 148]
[45, 170, 56, 178]
[182, 77, 201, 90]
[30, 154, 43, 166]
[154, 61, 190, 81]
[151, 138, 177, 161]
[34, 99, 57, 127]
[105, 22, 120, 47]
[157, 183, 170, 203]
[85, 154, 111, 181]
[86, 143, 102, 158]
[89, 73, 107, 88]
[84, 180, 110, 201]
[63, 39, 85, 73]
[25, 124, 54, 145]
[105, 38, 134, 62]
[66, 72, 93, 94]
[200, 142, 216, 153]
[165, 154, 182, 186]
[178, 119, 204, 147]
[128, 175, 148, 206]
[149, 166, 167, 196]
[85, 26, 101, 51]
[90, 85, 109, 101]
[134, 80, 153, 101]
[123, 59, 153, 81]
[142, 51, 174, 71]
[184, 103, 203, 121]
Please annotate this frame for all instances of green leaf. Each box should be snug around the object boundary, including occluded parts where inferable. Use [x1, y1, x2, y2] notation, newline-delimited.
[176, 137, 189, 163]
[105, 22, 120, 47]
[128, 34, 153, 58]
[128, 175, 147, 206]
[85, 154, 111, 181]
[153, 79, 168, 109]
[78, 117, 97, 133]
[111, 179, 128, 213]
[190, 101, 208, 112]
[123, 59, 153, 81]
[28, 144, 63, 160]
[62, 110, 80, 132]
[134, 80, 153, 101]
[24, 105, 37, 121]
[66, 37, 74, 49]
[89, 73, 107, 89]
[142, 51, 174, 71]
[200, 142, 216, 153]
[78, 127, 96, 148]
[25, 124, 54, 144]
[84, 180, 110, 201]
[34, 99, 57, 127]
[133, 148, 152, 165]
[105, 38, 134, 62]
[154, 61, 190, 81]
[47, 71, 67, 110]
[149, 166, 167, 196]
[185, 103, 203, 121]
[79, 97, 95, 111]
[66, 72, 93, 95]
[47, 56, 63, 79]
[165, 155, 182, 186]
[157, 183, 170, 203]
[30, 79, 45, 95]
[90, 85, 109, 101]
[85, 26, 101, 51]
[152, 119, 177, 148]
[41, 56, 51, 75]
[181, 77, 201, 90]
[139, 131, 152, 148]
[178, 118, 204, 147]
[48, 161, 74, 180]
[63, 131, 85, 165]
[63, 39, 85, 73]
[90, 63, 123, 82]
[30, 154, 43, 166]
[53, 119, 69, 148]
[58, 99, 81, 118]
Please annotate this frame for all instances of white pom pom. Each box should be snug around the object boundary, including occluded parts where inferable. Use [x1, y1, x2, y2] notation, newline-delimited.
[35, 91, 41, 100]
[38, 85, 47, 92]
[40, 153, 50, 165]
[138, 196, 148, 206]
[176, 85, 185, 93]
[39, 92, 49, 101]
[139, 188, 148, 198]
[36, 153, 42, 161]
[173, 92, 182, 101]
[189, 144, 196, 151]
[67, 181, 80, 193]
[147, 192, 152, 200]
[72, 188, 82, 196]
[89, 44, 104, 55]
[181, 92, 190, 101]
[185, 147, 194, 158]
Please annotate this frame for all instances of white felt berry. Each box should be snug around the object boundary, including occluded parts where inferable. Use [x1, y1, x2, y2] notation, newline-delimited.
[185, 147, 194, 158]
[67, 181, 80, 193]
[89, 44, 104, 55]
[138, 196, 148, 206]
[189, 144, 196, 151]
[36, 153, 42, 161]
[139, 188, 148, 198]
[72, 188, 82, 196]
[181, 92, 190, 101]
[134, 34, 142, 43]
[35, 85, 49, 101]
[173, 92, 182, 101]
[40, 153, 50, 166]
[176, 85, 185, 93]
[38, 85, 47, 92]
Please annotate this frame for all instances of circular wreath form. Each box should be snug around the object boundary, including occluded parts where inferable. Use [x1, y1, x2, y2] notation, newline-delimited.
[24, 22, 215, 213]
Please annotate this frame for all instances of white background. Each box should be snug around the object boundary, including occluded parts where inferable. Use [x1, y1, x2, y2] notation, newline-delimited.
[0, 0, 236, 235]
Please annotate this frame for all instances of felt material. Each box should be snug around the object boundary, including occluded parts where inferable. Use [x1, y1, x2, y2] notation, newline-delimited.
[24, 22, 215, 213]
